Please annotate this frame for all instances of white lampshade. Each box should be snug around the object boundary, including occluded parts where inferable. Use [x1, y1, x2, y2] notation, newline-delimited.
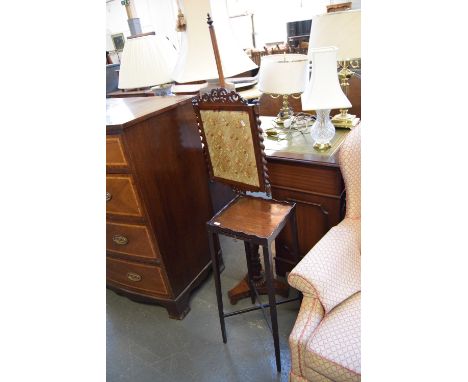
[171, 0, 257, 83]
[118, 33, 177, 90]
[258, 54, 308, 95]
[308, 10, 361, 61]
[302, 47, 351, 111]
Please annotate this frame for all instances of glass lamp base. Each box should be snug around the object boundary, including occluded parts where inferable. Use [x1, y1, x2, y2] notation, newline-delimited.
[311, 109, 335, 150]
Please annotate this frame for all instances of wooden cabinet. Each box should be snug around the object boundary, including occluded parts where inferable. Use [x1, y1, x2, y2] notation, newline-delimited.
[262, 116, 348, 276]
[106, 96, 215, 319]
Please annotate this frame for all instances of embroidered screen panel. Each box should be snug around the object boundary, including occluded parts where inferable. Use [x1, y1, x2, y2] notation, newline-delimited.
[200, 110, 260, 187]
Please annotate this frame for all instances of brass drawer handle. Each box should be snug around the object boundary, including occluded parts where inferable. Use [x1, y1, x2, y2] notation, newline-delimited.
[112, 234, 128, 245]
[126, 272, 141, 282]
[106, 192, 112, 202]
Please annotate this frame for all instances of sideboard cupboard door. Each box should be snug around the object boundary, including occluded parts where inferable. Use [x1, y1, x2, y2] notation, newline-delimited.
[271, 187, 344, 275]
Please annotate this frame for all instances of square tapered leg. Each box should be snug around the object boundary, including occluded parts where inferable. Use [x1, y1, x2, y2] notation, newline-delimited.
[208, 230, 227, 343]
[263, 243, 281, 372]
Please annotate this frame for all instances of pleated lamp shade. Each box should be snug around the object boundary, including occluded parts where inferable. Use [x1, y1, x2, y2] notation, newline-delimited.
[258, 54, 308, 95]
[302, 47, 351, 111]
[171, 0, 257, 83]
[118, 33, 177, 90]
[308, 10, 361, 61]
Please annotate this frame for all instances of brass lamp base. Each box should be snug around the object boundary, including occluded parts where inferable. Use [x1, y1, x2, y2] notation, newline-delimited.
[313, 142, 331, 150]
[331, 111, 360, 129]
[270, 94, 299, 127]
[274, 112, 293, 126]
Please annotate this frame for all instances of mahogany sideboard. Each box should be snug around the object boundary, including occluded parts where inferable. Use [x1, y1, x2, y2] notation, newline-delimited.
[106, 96, 215, 319]
[261, 116, 349, 276]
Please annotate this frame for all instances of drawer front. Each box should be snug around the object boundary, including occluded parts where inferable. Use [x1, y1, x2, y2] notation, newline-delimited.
[107, 257, 169, 297]
[268, 161, 344, 196]
[106, 222, 160, 261]
[106, 175, 143, 217]
[106, 136, 128, 168]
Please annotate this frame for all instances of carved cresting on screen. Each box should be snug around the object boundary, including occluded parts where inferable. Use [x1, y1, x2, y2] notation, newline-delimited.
[200, 110, 259, 187]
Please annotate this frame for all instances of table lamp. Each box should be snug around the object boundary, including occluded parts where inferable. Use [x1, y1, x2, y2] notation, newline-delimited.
[171, 0, 257, 92]
[258, 53, 308, 126]
[302, 46, 351, 150]
[118, 32, 177, 95]
[308, 9, 360, 128]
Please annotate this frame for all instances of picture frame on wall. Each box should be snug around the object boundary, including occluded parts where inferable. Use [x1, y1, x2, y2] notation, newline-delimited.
[111, 33, 125, 51]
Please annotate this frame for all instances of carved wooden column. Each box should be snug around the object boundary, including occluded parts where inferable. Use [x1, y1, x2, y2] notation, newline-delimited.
[228, 243, 289, 305]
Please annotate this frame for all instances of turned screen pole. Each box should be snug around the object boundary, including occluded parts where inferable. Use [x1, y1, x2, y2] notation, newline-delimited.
[207, 14, 226, 88]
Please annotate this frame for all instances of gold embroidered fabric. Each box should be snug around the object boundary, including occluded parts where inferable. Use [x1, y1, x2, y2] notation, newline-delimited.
[200, 110, 260, 187]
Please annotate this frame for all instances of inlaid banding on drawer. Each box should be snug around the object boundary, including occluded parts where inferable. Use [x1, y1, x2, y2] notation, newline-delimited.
[106, 136, 128, 167]
[107, 257, 169, 296]
[106, 222, 160, 261]
[106, 175, 143, 217]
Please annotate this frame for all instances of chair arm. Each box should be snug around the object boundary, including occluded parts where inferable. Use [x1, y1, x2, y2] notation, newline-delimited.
[288, 218, 361, 313]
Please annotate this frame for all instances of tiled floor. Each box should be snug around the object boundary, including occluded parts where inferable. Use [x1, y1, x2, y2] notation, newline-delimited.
[107, 236, 301, 382]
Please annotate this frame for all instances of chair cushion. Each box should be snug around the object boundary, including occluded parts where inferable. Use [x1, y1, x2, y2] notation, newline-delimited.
[304, 292, 361, 382]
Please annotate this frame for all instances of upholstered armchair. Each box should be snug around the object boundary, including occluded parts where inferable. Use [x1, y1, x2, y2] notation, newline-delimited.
[288, 125, 361, 382]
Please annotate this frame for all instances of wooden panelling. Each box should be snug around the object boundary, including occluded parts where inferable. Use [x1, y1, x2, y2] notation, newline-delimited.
[106, 222, 160, 262]
[106, 175, 143, 217]
[259, 93, 303, 117]
[259, 75, 360, 119]
[347, 75, 361, 119]
[106, 136, 128, 168]
[107, 257, 169, 297]
[271, 187, 344, 272]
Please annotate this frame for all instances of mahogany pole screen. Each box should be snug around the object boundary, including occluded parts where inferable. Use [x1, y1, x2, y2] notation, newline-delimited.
[207, 14, 226, 88]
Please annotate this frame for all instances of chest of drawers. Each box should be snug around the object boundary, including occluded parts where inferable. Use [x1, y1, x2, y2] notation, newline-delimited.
[106, 96, 214, 319]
